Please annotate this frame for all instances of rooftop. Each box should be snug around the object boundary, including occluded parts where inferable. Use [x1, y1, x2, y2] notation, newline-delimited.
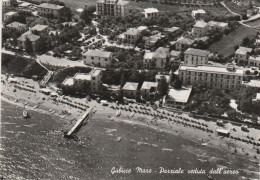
[62, 77, 74, 86]
[243, 80, 260, 88]
[176, 36, 194, 45]
[141, 81, 158, 90]
[179, 65, 244, 75]
[184, 48, 210, 57]
[122, 82, 139, 91]
[170, 50, 181, 57]
[235, 46, 252, 55]
[83, 50, 112, 58]
[166, 85, 192, 103]
[208, 21, 228, 27]
[18, 31, 40, 42]
[249, 56, 260, 62]
[6, 21, 26, 28]
[194, 20, 208, 28]
[164, 26, 180, 33]
[144, 8, 159, 14]
[38, 3, 64, 10]
[74, 73, 92, 81]
[5, 11, 18, 16]
[31, 24, 48, 31]
[97, 0, 129, 5]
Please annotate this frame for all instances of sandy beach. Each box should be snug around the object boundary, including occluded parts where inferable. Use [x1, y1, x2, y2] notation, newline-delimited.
[1, 74, 260, 179]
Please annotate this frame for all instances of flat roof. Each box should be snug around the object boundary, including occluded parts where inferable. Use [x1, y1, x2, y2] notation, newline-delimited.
[38, 3, 64, 10]
[185, 48, 210, 57]
[74, 73, 91, 81]
[31, 24, 48, 31]
[141, 81, 158, 90]
[248, 56, 260, 62]
[194, 20, 208, 28]
[235, 46, 252, 55]
[179, 65, 244, 75]
[83, 50, 112, 58]
[7, 21, 26, 28]
[5, 11, 18, 16]
[243, 80, 260, 88]
[62, 77, 74, 86]
[122, 82, 139, 91]
[144, 8, 159, 14]
[167, 85, 192, 103]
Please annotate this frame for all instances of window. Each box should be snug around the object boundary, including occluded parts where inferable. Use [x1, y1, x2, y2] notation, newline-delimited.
[91, 57, 94, 60]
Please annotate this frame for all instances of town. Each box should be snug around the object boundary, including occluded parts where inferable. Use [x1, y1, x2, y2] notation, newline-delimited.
[1, 0, 260, 178]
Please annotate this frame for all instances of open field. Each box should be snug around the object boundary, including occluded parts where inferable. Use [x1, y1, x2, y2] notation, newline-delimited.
[208, 26, 258, 58]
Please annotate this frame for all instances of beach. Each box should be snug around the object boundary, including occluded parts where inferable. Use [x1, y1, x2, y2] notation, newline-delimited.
[1, 75, 260, 179]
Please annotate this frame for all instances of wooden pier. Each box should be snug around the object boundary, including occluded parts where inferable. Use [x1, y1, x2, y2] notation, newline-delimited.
[65, 107, 94, 137]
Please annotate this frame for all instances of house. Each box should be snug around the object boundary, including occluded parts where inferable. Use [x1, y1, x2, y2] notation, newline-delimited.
[62, 68, 103, 93]
[144, 8, 159, 20]
[122, 82, 139, 99]
[143, 33, 165, 49]
[3, 0, 16, 7]
[4, 11, 18, 21]
[191, 9, 206, 18]
[235, 46, 252, 64]
[242, 80, 260, 89]
[192, 20, 208, 38]
[141, 81, 158, 99]
[170, 50, 181, 62]
[31, 24, 48, 35]
[163, 85, 192, 110]
[179, 64, 244, 89]
[17, 30, 40, 51]
[253, 93, 260, 102]
[37, 3, 64, 17]
[82, 50, 113, 67]
[255, 39, 260, 48]
[184, 48, 210, 66]
[96, 0, 129, 19]
[143, 47, 169, 69]
[207, 21, 228, 31]
[248, 56, 260, 67]
[163, 27, 180, 34]
[175, 36, 194, 51]
[119, 26, 147, 44]
[6, 22, 27, 32]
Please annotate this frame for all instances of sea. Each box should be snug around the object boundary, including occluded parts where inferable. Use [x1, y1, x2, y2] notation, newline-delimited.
[0, 101, 259, 180]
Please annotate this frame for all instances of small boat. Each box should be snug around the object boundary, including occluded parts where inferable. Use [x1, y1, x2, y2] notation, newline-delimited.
[241, 125, 249, 132]
[23, 110, 28, 118]
[129, 112, 135, 118]
[116, 110, 121, 117]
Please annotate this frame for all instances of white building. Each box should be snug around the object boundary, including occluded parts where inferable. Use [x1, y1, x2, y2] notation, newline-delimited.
[82, 50, 113, 67]
[141, 81, 158, 99]
[242, 80, 260, 89]
[144, 8, 159, 20]
[37, 3, 64, 17]
[179, 65, 244, 89]
[17, 30, 40, 51]
[62, 68, 103, 92]
[163, 85, 193, 109]
[192, 20, 208, 38]
[207, 21, 228, 31]
[122, 82, 139, 98]
[31, 24, 48, 35]
[4, 11, 18, 21]
[235, 46, 252, 64]
[248, 56, 260, 67]
[3, 0, 11, 7]
[170, 50, 181, 61]
[191, 9, 206, 18]
[175, 36, 194, 51]
[143, 48, 169, 70]
[96, 0, 129, 19]
[6, 22, 27, 32]
[184, 48, 210, 66]
[118, 26, 147, 44]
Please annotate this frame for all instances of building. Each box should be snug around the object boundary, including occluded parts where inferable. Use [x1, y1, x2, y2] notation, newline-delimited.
[255, 39, 260, 48]
[163, 85, 192, 109]
[191, 9, 206, 18]
[143, 51, 168, 70]
[17, 30, 40, 51]
[82, 50, 113, 67]
[96, 0, 129, 19]
[3, 0, 16, 7]
[184, 48, 210, 66]
[235, 46, 252, 64]
[141, 81, 158, 99]
[6, 22, 27, 32]
[179, 65, 244, 89]
[144, 8, 159, 20]
[118, 26, 147, 44]
[62, 68, 103, 93]
[253, 93, 260, 102]
[4, 11, 18, 21]
[122, 82, 139, 99]
[207, 21, 228, 31]
[143, 33, 165, 49]
[31, 24, 48, 35]
[37, 3, 64, 17]
[242, 80, 260, 89]
[175, 36, 194, 51]
[170, 50, 181, 62]
[248, 56, 260, 67]
[155, 72, 172, 85]
[192, 20, 208, 38]
[163, 27, 180, 34]
[238, 0, 253, 7]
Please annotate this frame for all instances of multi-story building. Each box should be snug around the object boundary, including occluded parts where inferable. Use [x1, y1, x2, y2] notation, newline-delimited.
[6, 22, 27, 32]
[179, 65, 244, 89]
[4, 11, 18, 21]
[141, 81, 158, 99]
[118, 26, 147, 44]
[37, 3, 64, 17]
[144, 8, 159, 20]
[17, 30, 40, 51]
[62, 68, 103, 93]
[184, 48, 210, 66]
[31, 24, 48, 35]
[163, 85, 192, 110]
[248, 56, 260, 67]
[122, 82, 139, 99]
[82, 50, 113, 67]
[143, 47, 169, 70]
[234, 46, 252, 64]
[207, 21, 228, 31]
[96, 0, 129, 19]
[175, 36, 194, 51]
[192, 20, 208, 38]
[3, 0, 16, 7]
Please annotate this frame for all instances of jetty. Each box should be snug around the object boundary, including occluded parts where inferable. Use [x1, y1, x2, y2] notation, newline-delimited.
[65, 107, 94, 137]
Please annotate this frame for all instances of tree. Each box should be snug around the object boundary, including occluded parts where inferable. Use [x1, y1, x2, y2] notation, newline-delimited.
[81, 6, 95, 24]
[158, 77, 168, 96]
[25, 37, 33, 54]
[242, 37, 250, 47]
[59, 7, 72, 22]
[173, 78, 182, 89]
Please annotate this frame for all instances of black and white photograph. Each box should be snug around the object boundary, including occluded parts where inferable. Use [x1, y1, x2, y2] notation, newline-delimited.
[1, 0, 260, 179]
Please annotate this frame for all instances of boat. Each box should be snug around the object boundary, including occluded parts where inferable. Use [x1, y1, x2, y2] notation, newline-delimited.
[116, 110, 121, 117]
[241, 125, 249, 132]
[23, 110, 28, 118]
